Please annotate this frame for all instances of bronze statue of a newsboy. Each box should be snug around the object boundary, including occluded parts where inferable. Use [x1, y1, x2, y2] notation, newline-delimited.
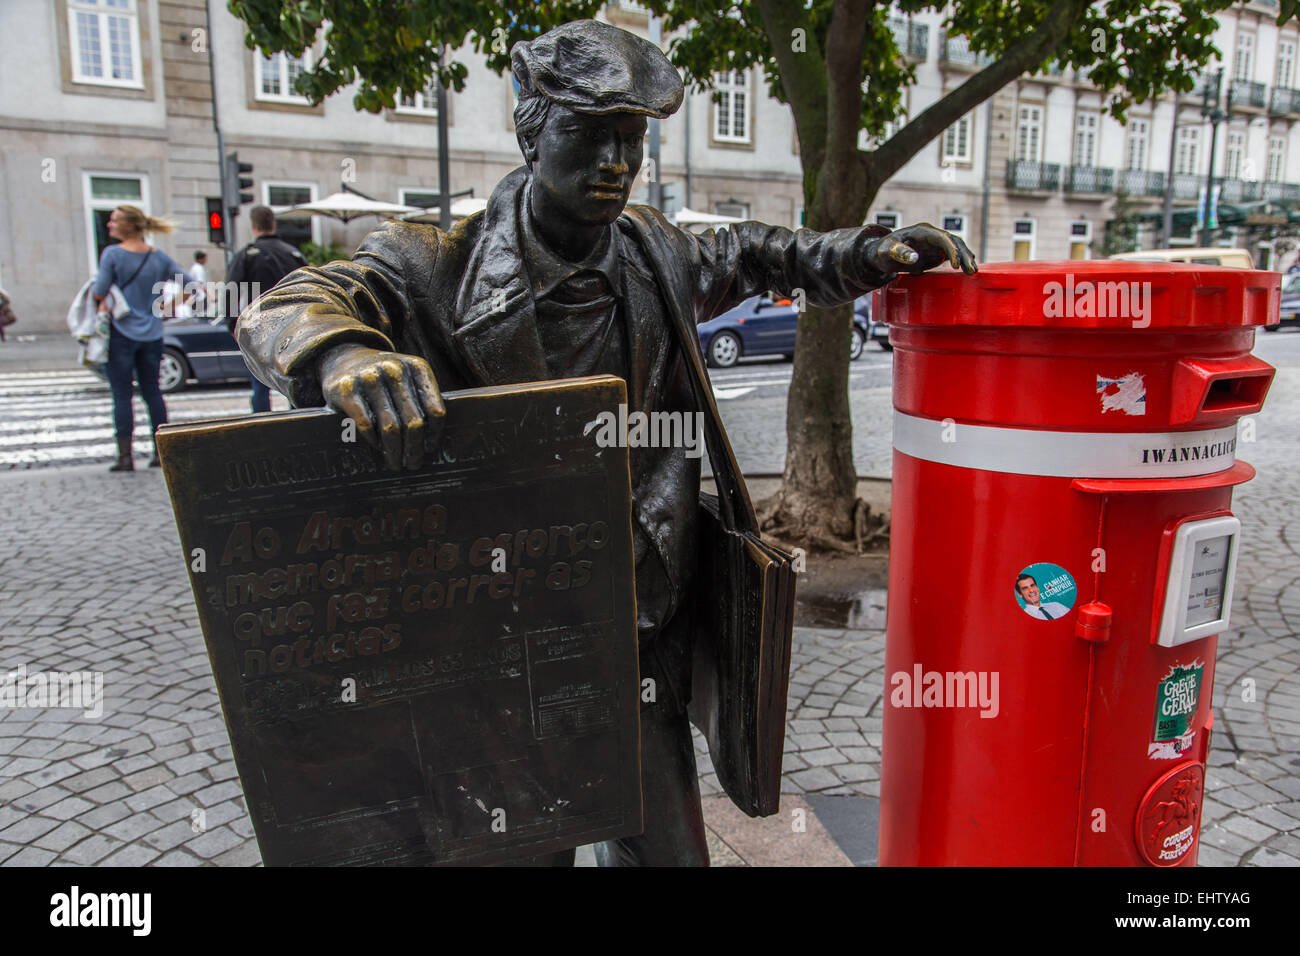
[238, 18, 976, 866]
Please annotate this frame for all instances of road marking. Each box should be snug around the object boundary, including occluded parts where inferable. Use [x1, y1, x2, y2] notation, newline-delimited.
[712, 386, 756, 400]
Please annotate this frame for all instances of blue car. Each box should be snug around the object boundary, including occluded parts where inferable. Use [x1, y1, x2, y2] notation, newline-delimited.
[1268, 272, 1300, 331]
[697, 294, 878, 368]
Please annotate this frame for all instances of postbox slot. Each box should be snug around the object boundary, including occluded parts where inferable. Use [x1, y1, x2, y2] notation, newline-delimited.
[1169, 356, 1274, 425]
[1200, 375, 1268, 415]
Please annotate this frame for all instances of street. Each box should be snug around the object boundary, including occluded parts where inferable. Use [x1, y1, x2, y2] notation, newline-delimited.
[0, 331, 1298, 866]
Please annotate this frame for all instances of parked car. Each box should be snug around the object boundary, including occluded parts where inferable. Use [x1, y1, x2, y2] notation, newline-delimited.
[697, 293, 874, 368]
[1108, 247, 1255, 269]
[158, 316, 251, 393]
[1269, 271, 1300, 332]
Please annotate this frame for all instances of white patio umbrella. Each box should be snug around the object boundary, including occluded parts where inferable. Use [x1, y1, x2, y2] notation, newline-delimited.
[275, 191, 423, 224]
[671, 206, 744, 227]
[401, 196, 489, 223]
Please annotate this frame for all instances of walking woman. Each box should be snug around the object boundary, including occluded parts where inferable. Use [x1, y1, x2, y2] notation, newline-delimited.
[92, 205, 192, 472]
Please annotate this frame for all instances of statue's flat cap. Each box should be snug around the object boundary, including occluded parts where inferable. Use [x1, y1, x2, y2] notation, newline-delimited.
[511, 19, 683, 118]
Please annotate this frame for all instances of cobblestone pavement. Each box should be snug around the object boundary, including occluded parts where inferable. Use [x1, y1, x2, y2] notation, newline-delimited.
[0, 334, 1297, 865]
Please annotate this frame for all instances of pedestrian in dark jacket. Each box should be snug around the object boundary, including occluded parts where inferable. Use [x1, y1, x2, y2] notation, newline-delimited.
[226, 205, 306, 412]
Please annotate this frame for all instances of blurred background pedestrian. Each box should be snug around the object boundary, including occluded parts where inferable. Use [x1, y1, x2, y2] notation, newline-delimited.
[91, 205, 194, 471]
[226, 205, 306, 413]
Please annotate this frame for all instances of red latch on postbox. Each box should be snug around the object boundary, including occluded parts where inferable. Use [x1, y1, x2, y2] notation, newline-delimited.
[1075, 601, 1113, 642]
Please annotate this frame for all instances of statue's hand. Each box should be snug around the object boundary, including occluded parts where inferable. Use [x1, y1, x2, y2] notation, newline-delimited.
[317, 343, 445, 471]
[870, 223, 978, 276]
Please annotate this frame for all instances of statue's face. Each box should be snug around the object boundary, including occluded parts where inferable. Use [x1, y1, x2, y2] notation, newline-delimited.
[527, 104, 646, 226]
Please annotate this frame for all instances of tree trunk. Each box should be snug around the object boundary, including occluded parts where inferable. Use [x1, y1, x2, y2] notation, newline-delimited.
[758, 174, 873, 552]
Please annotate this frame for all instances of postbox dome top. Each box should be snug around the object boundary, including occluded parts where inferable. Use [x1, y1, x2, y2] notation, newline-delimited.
[878, 260, 1280, 330]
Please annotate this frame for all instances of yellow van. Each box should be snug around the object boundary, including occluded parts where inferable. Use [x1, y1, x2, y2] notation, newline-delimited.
[1108, 247, 1255, 268]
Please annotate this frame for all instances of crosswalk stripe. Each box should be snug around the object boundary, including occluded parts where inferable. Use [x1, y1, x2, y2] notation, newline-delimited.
[0, 371, 289, 467]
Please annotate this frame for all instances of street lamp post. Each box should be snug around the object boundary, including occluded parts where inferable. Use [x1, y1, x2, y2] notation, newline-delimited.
[1200, 69, 1232, 247]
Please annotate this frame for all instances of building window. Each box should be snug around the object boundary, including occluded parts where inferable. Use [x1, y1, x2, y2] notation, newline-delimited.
[714, 201, 749, 219]
[1069, 221, 1091, 260]
[1225, 131, 1245, 180]
[1267, 136, 1286, 183]
[1235, 32, 1254, 82]
[1073, 112, 1099, 167]
[875, 212, 900, 230]
[1016, 106, 1043, 162]
[1125, 119, 1149, 170]
[942, 214, 967, 244]
[713, 71, 750, 144]
[83, 172, 146, 274]
[257, 51, 311, 103]
[941, 114, 973, 163]
[864, 111, 908, 150]
[1174, 127, 1200, 176]
[398, 78, 440, 116]
[265, 183, 317, 249]
[1012, 218, 1035, 261]
[68, 0, 142, 88]
[1278, 39, 1296, 88]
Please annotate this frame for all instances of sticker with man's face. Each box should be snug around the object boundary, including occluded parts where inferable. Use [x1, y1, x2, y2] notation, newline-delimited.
[1014, 562, 1077, 622]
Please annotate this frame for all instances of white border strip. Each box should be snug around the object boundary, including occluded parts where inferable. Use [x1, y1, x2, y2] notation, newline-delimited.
[893, 412, 1238, 479]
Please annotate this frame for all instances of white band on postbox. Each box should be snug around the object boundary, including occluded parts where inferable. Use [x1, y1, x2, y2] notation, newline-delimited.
[892, 412, 1239, 479]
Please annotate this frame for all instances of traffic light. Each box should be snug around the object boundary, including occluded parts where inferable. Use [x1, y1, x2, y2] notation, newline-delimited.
[206, 197, 225, 244]
[225, 152, 254, 215]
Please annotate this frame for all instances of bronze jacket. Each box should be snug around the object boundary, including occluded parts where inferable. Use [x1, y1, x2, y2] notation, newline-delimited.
[238, 166, 897, 707]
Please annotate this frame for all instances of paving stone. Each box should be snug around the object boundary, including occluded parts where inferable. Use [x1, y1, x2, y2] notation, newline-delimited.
[213, 842, 263, 867]
[152, 849, 202, 867]
[122, 767, 175, 791]
[193, 780, 243, 806]
[125, 785, 174, 813]
[102, 811, 167, 843]
[801, 748, 845, 768]
[184, 826, 243, 859]
[99, 843, 162, 867]
[787, 767, 841, 792]
[61, 833, 124, 865]
[143, 819, 198, 852]
[43, 795, 95, 821]
[1220, 815, 1278, 842]
[1251, 846, 1300, 867]
[0, 814, 61, 843]
[5, 846, 57, 866]
[33, 819, 92, 853]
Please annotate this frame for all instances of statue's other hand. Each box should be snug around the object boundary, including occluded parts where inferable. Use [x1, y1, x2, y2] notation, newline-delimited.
[317, 343, 445, 471]
[871, 223, 979, 276]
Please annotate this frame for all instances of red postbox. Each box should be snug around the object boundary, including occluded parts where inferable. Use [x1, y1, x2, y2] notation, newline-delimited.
[876, 261, 1277, 866]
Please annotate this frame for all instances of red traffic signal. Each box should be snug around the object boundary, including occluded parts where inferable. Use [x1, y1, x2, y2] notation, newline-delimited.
[206, 197, 225, 244]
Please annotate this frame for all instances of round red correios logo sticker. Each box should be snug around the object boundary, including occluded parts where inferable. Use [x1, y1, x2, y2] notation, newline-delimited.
[1135, 763, 1204, 866]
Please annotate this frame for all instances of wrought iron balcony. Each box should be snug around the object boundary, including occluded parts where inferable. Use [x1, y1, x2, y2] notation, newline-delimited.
[910, 22, 928, 60]
[1229, 79, 1267, 109]
[1220, 178, 1264, 202]
[1171, 173, 1202, 200]
[1270, 86, 1300, 115]
[1065, 165, 1115, 194]
[888, 18, 929, 59]
[1263, 181, 1300, 200]
[939, 30, 995, 69]
[1006, 160, 1061, 191]
[1189, 71, 1221, 99]
[1115, 169, 1166, 196]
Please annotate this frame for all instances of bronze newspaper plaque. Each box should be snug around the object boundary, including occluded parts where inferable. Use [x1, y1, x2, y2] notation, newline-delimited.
[157, 375, 641, 865]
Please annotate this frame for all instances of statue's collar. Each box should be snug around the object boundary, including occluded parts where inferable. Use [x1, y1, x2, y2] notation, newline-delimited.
[519, 181, 619, 300]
